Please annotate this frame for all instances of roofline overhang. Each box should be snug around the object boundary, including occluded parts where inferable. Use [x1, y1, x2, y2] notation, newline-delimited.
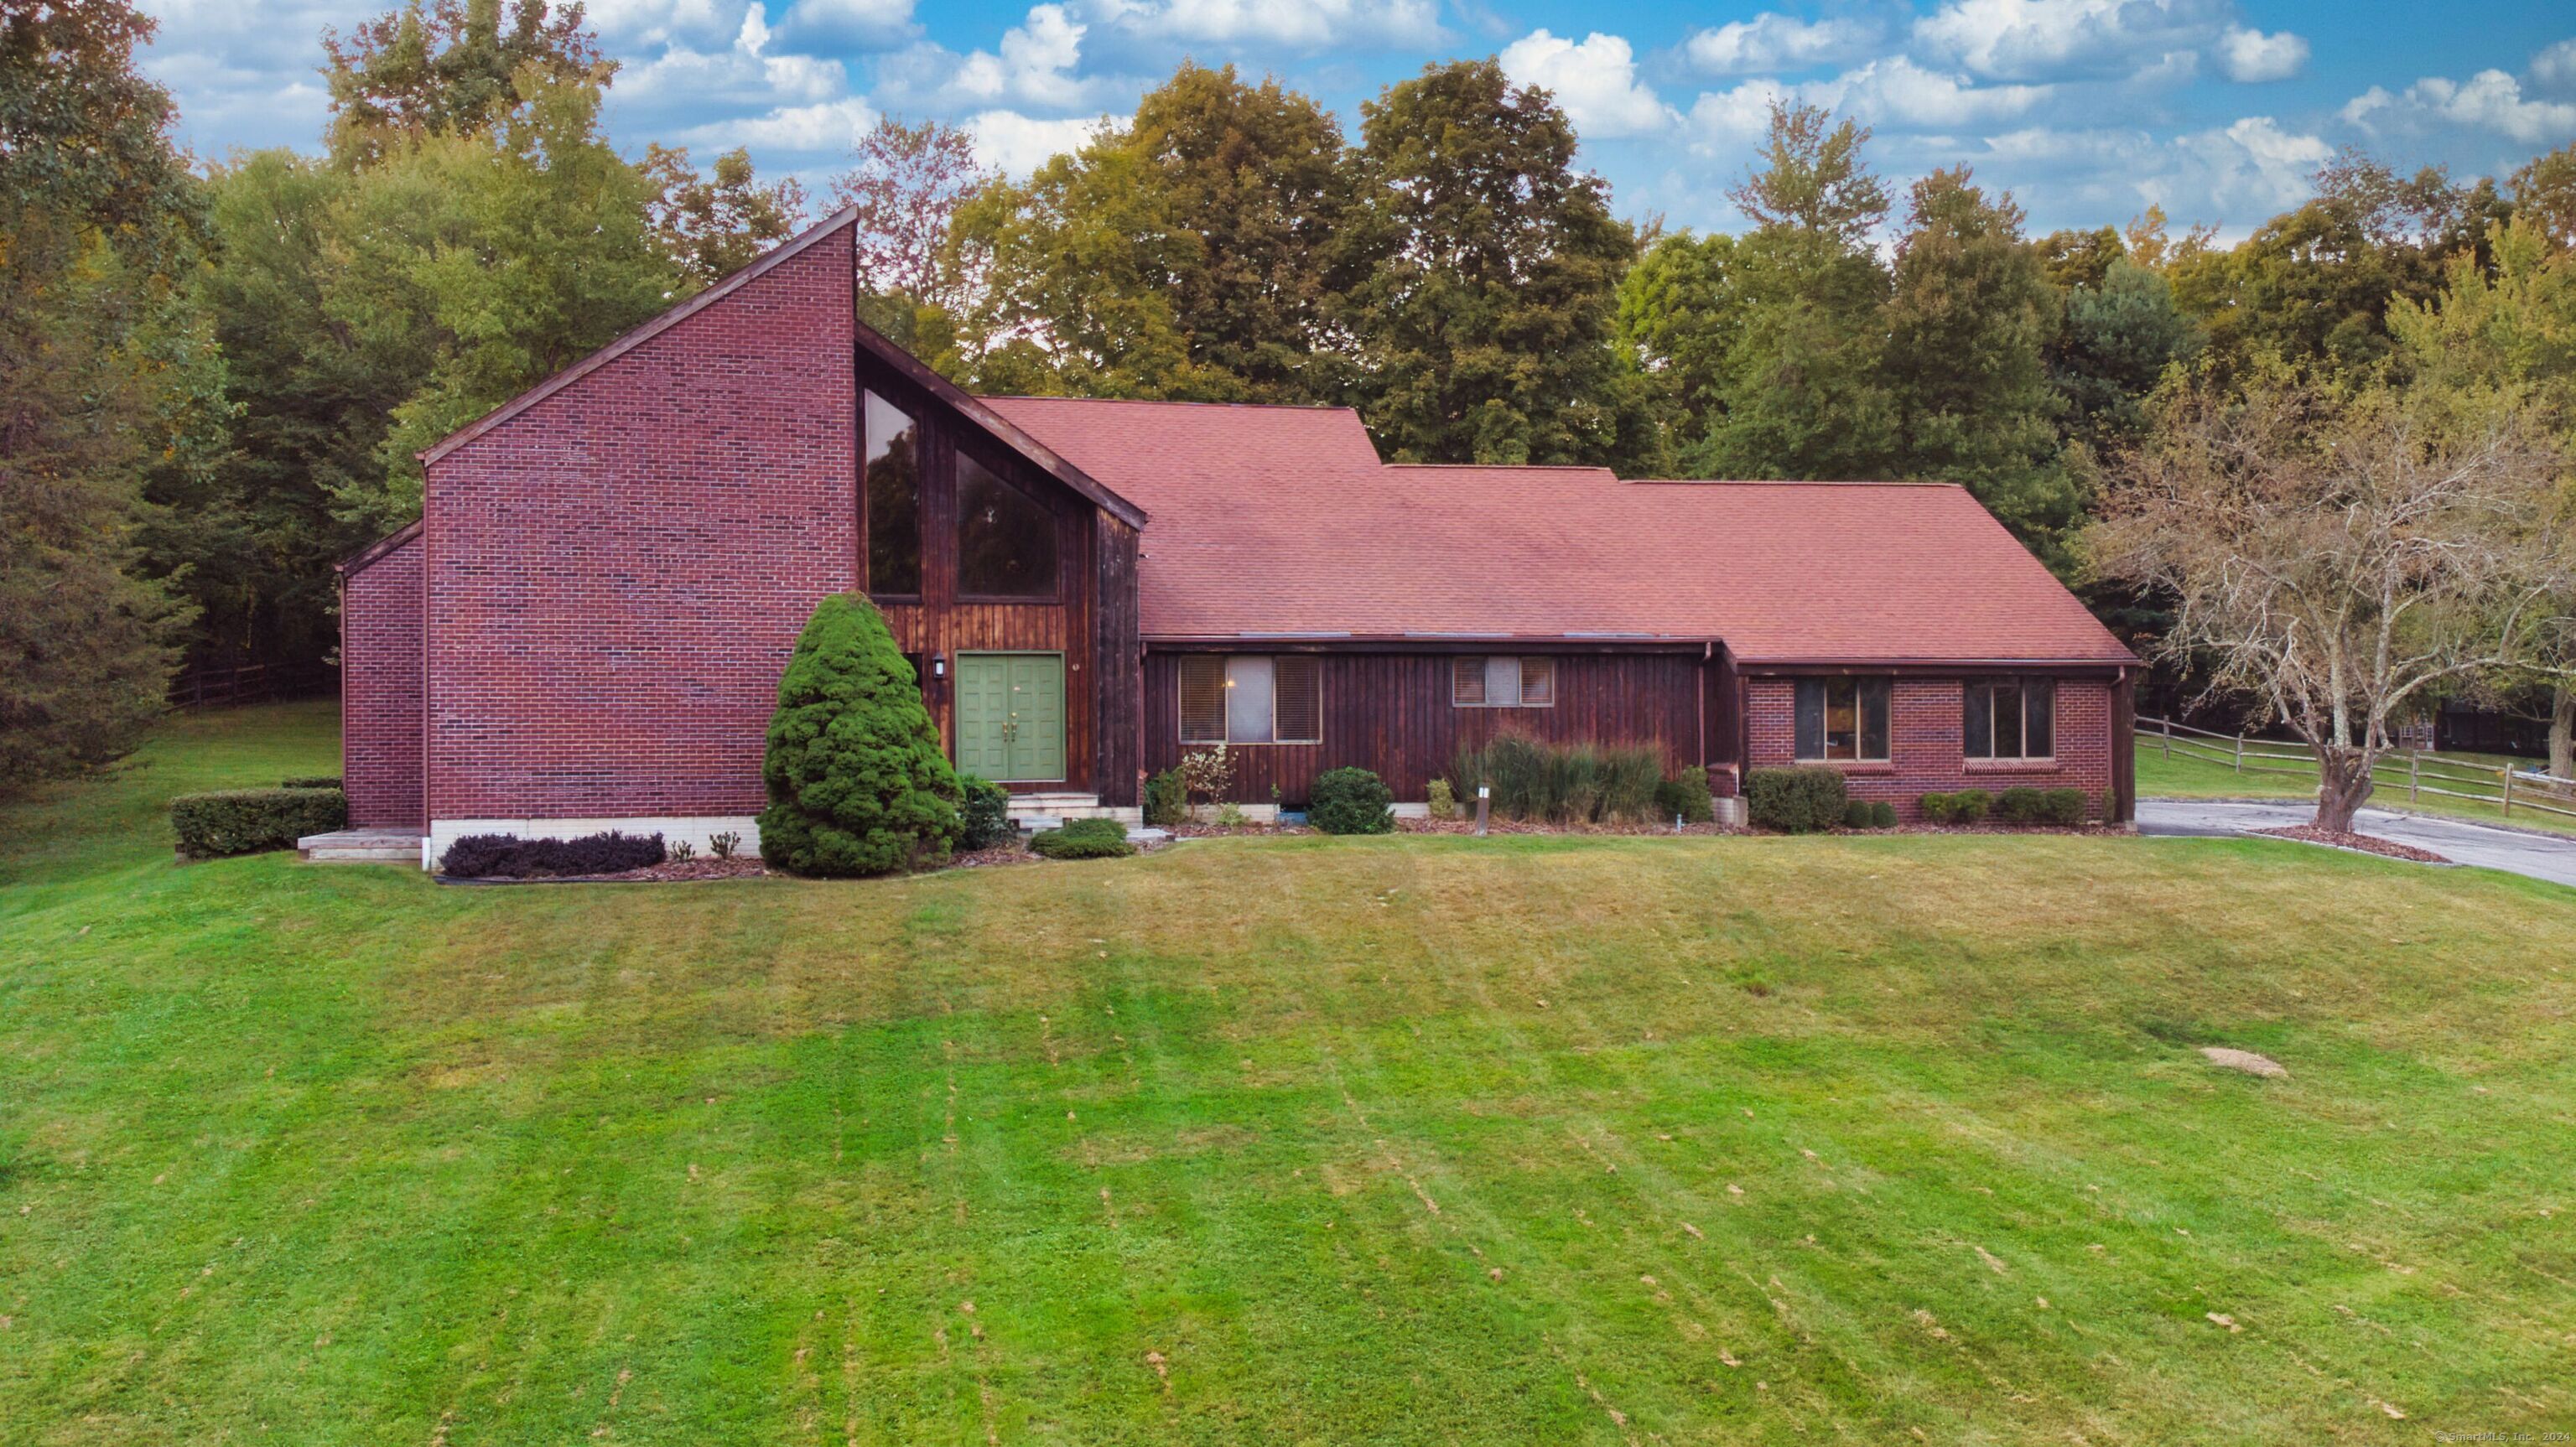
[335, 518, 423, 578]
[1734, 655, 2141, 673]
[1144, 633, 1712, 654]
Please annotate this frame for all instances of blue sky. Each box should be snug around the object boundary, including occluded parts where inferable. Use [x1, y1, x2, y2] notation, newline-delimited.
[137, 0, 2576, 238]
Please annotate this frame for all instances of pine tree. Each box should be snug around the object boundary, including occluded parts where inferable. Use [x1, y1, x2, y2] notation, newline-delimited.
[0, 0, 206, 789]
[757, 595, 963, 876]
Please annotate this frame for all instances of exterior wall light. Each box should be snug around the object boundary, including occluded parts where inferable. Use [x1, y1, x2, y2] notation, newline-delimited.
[931, 652, 947, 679]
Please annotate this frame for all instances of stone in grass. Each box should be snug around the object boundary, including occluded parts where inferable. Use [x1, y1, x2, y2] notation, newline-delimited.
[2201, 1046, 2286, 1078]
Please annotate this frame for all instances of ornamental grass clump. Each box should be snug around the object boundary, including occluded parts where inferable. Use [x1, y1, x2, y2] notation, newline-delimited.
[756, 594, 962, 877]
[1448, 733, 1665, 824]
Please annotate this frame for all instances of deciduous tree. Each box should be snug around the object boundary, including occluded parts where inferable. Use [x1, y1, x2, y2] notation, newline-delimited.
[829, 117, 990, 346]
[642, 143, 808, 287]
[2087, 371, 2573, 831]
[322, 0, 604, 168]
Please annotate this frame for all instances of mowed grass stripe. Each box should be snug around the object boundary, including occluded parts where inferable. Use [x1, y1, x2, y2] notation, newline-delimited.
[3, 704, 2572, 1443]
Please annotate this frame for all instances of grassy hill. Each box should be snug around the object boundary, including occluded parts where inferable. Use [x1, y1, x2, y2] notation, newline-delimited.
[3, 704, 2570, 1443]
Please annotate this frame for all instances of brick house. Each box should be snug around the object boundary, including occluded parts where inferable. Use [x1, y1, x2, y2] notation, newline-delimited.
[337, 209, 2138, 864]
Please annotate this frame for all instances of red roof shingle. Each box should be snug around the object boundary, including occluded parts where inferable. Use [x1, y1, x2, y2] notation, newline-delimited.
[980, 395, 2134, 666]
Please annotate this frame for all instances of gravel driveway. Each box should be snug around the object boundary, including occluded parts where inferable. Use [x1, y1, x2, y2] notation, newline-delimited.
[2137, 797, 2576, 890]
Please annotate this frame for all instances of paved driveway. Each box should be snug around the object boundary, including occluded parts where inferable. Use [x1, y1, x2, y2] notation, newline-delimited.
[2137, 797, 2576, 890]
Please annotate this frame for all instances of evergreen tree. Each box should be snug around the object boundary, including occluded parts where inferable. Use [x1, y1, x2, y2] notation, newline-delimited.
[757, 594, 963, 876]
[0, 0, 208, 789]
[1343, 59, 1650, 467]
[1883, 168, 2076, 552]
[1690, 101, 1896, 480]
[2049, 257, 2203, 451]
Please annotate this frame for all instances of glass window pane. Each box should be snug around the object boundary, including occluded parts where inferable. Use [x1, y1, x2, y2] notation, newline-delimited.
[1519, 657, 1554, 706]
[957, 454, 1058, 598]
[2024, 681, 2054, 757]
[1964, 684, 1992, 759]
[1180, 656, 1225, 742]
[1824, 678, 1858, 760]
[864, 391, 921, 595]
[1452, 656, 1485, 706]
[1994, 682, 2023, 759]
[1485, 656, 1521, 708]
[1794, 680, 1826, 759]
[1275, 656, 1322, 743]
[1225, 656, 1274, 744]
[1860, 678, 1889, 761]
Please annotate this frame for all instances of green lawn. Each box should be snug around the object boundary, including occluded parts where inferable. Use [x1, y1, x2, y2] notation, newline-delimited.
[2137, 735, 2576, 836]
[5, 704, 2573, 1444]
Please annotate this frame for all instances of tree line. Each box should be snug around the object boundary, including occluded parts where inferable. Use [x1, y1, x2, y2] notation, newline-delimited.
[4, 0, 2573, 794]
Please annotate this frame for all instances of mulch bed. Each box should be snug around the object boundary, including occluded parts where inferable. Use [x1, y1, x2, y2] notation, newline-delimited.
[1397, 817, 1742, 837]
[2254, 825, 2449, 864]
[437, 855, 771, 884]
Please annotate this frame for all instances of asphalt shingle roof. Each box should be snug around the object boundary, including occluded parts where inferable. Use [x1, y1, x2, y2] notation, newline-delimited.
[981, 395, 2135, 666]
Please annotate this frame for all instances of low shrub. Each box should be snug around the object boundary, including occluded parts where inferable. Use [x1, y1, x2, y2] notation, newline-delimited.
[1997, 786, 2045, 823]
[1450, 733, 1667, 824]
[1870, 801, 1897, 829]
[1654, 765, 1716, 824]
[709, 830, 741, 859]
[170, 787, 349, 859]
[1309, 765, 1394, 835]
[1919, 792, 1950, 823]
[1948, 788, 1992, 823]
[1746, 766, 1846, 833]
[1426, 778, 1458, 821]
[2040, 787, 2087, 825]
[279, 775, 342, 790]
[1030, 817, 1134, 859]
[438, 830, 666, 879]
[957, 775, 1015, 850]
[1843, 798, 1877, 829]
[1143, 767, 1187, 827]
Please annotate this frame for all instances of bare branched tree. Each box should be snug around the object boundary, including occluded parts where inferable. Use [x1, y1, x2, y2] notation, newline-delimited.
[2087, 372, 2574, 831]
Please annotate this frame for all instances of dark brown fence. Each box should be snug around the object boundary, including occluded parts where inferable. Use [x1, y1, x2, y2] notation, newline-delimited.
[171, 661, 337, 710]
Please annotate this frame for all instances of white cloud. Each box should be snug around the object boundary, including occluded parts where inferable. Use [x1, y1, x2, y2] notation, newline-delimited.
[2524, 38, 2576, 91]
[1498, 29, 1675, 138]
[963, 109, 1104, 174]
[1914, 0, 2228, 81]
[1961, 116, 2326, 225]
[774, 0, 917, 49]
[681, 96, 879, 153]
[1683, 13, 1877, 75]
[583, 0, 745, 49]
[2216, 25, 2307, 83]
[618, 3, 846, 119]
[1092, 0, 1442, 52]
[1684, 56, 2047, 151]
[2343, 70, 2576, 144]
[876, 3, 1098, 112]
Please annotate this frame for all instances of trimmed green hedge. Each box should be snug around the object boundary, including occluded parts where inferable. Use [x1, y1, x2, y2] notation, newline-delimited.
[170, 787, 348, 859]
[1309, 766, 1394, 835]
[1031, 817, 1134, 859]
[1997, 786, 2087, 825]
[1747, 766, 1846, 833]
[1143, 767, 1187, 827]
[1920, 789, 1993, 825]
[279, 775, 342, 790]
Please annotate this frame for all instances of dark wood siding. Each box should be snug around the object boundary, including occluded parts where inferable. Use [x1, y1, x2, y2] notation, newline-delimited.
[1093, 517, 1141, 805]
[1143, 650, 1706, 803]
[858, 350, 1099, 793]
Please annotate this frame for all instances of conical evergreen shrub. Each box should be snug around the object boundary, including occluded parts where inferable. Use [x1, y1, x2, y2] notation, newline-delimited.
[756, 594, 962, 876]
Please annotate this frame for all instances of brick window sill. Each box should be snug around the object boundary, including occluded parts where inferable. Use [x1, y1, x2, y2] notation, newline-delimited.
[1795, 760, 1896, 775]
[1963, 759, 2062, 774]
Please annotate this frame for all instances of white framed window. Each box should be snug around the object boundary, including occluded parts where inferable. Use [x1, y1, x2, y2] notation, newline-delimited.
[1452, 656, 1555, 708]
[1180, 655, 1322, 744]
[1964, 679, 2054, 760]
[1794, 677, 1891, 761]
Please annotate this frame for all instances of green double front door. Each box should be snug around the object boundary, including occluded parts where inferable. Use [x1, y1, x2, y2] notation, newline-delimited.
[955, 652, 1066, 783]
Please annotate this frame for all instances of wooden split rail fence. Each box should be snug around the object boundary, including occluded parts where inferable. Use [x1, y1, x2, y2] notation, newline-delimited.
[2139, 714, 2576, 823]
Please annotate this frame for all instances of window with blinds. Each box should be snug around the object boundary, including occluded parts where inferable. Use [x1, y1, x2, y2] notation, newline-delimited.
[1452, 656, 1555, 708]
[1179, 655, 1322, 744]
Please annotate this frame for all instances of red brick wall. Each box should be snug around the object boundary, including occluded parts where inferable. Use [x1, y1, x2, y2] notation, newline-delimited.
[342, 534, 425, 830]
[1746, 675, 2116, 821]
[422, 231, 859, 821]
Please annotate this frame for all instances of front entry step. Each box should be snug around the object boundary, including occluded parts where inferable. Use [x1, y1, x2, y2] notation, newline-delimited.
[299, 828, 424, 864]
[1005, 792, 1145, 835]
